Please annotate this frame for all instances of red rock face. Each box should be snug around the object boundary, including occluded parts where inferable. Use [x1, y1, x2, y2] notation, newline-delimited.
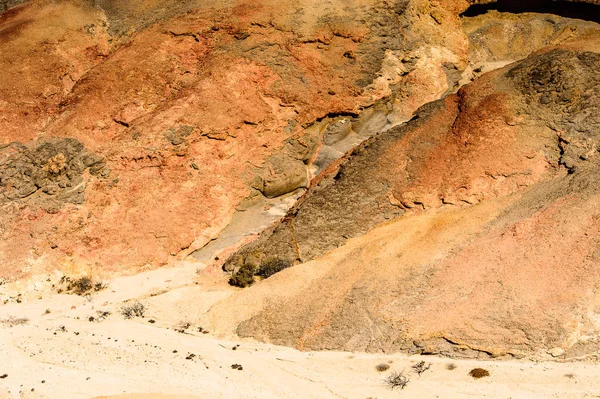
[0, 0, 472, 279]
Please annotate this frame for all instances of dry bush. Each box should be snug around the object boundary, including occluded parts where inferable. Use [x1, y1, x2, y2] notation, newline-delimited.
[446, 363, 457, 370]
[120, 301, 147, 319]
[94, 281, 108, 291]
[468, 368, 490, 379]
[59, 276, 108, 296]
[67, 276, 92, 295]
[412, 361, 431, 376]
[175, 321, 192, 333]
[384, 371, 410, 390]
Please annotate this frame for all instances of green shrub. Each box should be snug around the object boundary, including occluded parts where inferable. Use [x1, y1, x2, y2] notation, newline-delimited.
[229, 263, 256, 288]
[256, 257, 292, 279]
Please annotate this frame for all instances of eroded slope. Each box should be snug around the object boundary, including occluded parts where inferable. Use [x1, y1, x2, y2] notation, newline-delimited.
[210, 49, 600, 357]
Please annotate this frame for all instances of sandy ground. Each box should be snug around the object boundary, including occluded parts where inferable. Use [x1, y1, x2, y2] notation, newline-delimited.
[1, 260, 600, 399]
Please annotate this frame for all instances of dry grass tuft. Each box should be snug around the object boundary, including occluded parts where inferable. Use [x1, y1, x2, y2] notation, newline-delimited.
[376, 363, 390, 372]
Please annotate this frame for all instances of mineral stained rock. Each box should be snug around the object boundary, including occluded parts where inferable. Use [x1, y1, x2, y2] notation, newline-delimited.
[210, 49, 600, 357]
[0, 0, 468, 278]
[3, 0, 600, 360]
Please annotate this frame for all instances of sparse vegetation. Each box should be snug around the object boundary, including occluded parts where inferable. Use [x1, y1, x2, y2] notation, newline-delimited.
[384, 371, 410, 390]
[229, 263, 256, 288]
[58, 276, 108, 296]
[412, 361, 431, 376]
[446, 363, 457, 370]
[0, 316, 29, 328]
[376, 363, 391, 372]
[120, 301, 147, 319]
[67, 276, 92, 295]
[96, 310, 111, 321]
[89, 310, 111, 322]
[175, 321, 191, 333]
[256, 257, 292, 279]
[468, 368, 490, 379]
[94, 281, 107, 292]
[229, 257, 293, 287]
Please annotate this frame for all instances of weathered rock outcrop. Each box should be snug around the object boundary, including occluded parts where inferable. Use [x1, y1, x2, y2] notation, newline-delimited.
[0, 0, 470, 278]
[0, 138, 105, 208]
[209, 49, 600, 357]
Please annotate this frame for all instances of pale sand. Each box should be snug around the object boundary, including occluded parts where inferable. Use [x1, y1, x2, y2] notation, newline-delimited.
[1, 259, 599, 399]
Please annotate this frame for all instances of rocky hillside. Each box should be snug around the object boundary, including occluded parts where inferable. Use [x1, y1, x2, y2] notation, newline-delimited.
[2, 0, 600, 361]
[0, 0, 456, 279]
[206, 5, 600, 357]
[208, 48, 600, 358]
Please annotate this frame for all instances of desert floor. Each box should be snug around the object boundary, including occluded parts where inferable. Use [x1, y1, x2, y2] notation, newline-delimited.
[1, 260, 599, 399]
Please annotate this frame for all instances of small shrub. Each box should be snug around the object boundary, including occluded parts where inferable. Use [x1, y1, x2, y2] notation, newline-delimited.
[376, 363, 390, 372]
[175, 321, 191, 333]
[468, 368, 490, 379]
[412, 361, 431, 376]
[97, 310, 111, 320]
[94, 282, 107, 292]
[90, 310, 111, 322]
[384, 371, 410, 390]
[120, 302, 147, 319]
[229, 263, 256, 288]
[68, 276, 93, 295]
[60, 276, 106, 296]
[446, 363, 457, 370]
[256, 257, 292, 279]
